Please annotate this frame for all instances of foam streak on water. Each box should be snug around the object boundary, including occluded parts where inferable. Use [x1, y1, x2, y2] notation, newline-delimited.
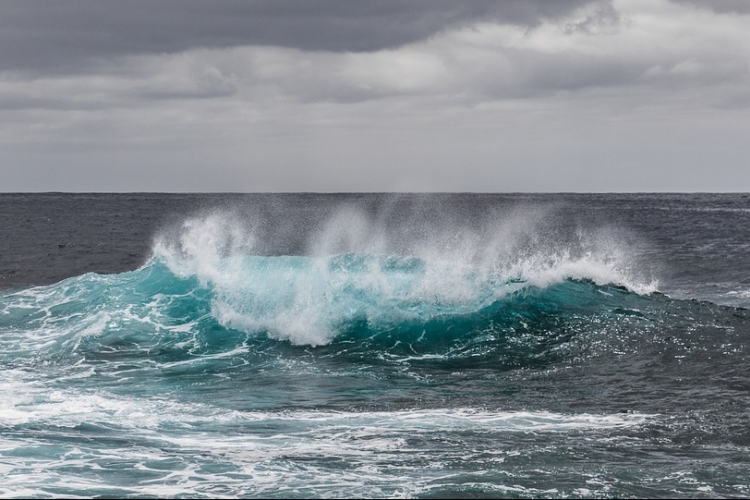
[0, 373, 653, 498]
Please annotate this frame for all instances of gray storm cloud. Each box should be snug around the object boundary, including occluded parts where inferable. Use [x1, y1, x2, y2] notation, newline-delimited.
[0, 0, 596, 74]
[1, 0, 749, 192]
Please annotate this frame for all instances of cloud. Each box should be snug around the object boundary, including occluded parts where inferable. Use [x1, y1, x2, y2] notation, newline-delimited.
[670, 0, 750, 15]
[0, 0, 598, 75]
[4, 0, 748, 113]
[1, 0, 749, 192]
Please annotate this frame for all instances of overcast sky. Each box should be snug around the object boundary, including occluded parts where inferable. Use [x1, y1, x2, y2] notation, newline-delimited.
[2, 0, 749, 192]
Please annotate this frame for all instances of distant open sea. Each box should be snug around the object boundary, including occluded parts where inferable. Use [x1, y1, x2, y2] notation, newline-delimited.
[1, 193, 749, 498]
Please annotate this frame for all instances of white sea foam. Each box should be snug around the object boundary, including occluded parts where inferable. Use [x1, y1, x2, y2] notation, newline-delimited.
[0, 376, 654, 498]
[0, 370, 651, 432]
[151, 205, 657, 345]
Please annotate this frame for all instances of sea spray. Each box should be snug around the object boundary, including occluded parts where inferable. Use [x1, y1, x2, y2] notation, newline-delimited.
[150, 204, 656, 344]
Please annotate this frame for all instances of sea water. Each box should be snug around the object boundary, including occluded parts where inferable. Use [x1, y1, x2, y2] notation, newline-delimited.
[0, 193, 749, 498]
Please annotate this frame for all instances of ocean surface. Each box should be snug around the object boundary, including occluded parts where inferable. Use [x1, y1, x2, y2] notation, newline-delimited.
[1, 193, 749, 498]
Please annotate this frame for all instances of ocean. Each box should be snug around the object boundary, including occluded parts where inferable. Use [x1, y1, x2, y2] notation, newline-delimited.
[1, 193, 749, 498]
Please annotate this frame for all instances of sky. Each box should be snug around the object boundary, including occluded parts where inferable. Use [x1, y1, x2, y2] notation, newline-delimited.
[1, 0, 749, 192]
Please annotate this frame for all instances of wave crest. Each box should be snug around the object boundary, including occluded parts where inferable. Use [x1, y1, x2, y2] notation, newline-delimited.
[150, 207, 657, 345]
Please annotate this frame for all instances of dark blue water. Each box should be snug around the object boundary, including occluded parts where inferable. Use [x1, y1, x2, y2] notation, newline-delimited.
[1, 193, 749, 498]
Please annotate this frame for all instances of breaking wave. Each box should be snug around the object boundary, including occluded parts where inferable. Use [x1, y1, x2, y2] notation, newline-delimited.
[0, 206, 674, 373]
